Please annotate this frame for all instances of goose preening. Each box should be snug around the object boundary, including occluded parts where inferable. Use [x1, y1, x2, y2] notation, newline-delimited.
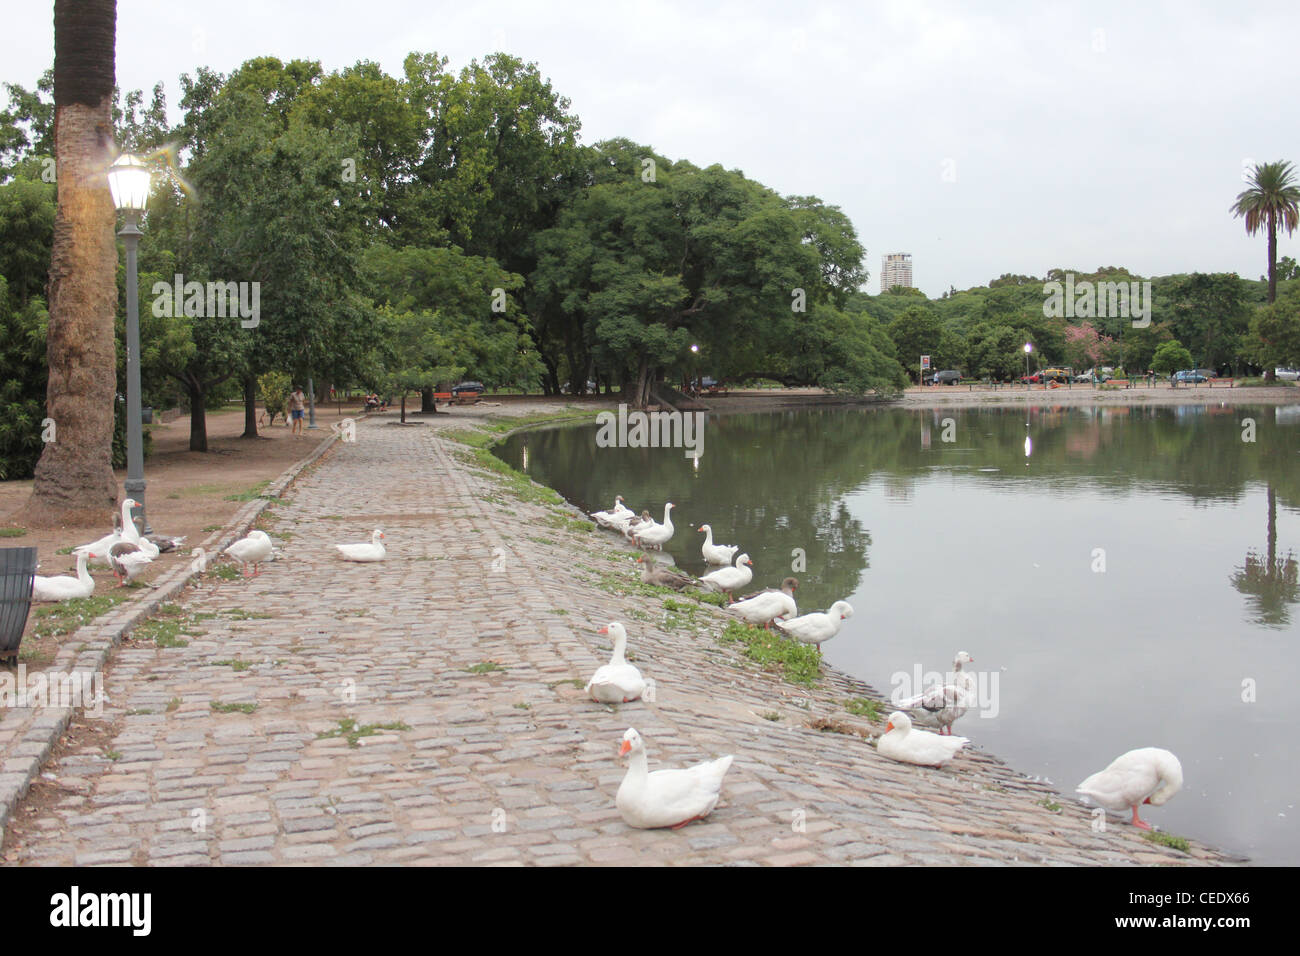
[877, 710, 969, 767]
[633, 503, 675, 551]
[337, 529, 386, 562]
[31, 550, 96, 602]
[728, 577, 798, 628]
[773, 600, 853, 646]
[699, 552, 753, 597]
[1076, 747, 1183, 830]
[585, 623, 647, 704]
[74, 498, 139, 567]
[223, 530, 274, 577]
[615, 728, 734, 829]
[698, 524, 739, 566]
[619, 510, 655, 540]
[592, 495, 634, 530]
[897, 650, 976, 735]
[637, 554, 693, 590]
[107, 541, 153, 586]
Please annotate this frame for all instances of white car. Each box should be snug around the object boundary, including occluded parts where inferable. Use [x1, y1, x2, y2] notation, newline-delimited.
[1275, 368, 1300, 381]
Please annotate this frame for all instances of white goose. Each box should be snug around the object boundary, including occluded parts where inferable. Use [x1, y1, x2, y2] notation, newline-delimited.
[336, 529, 386, 562]
[224, 530, 274, 577]
[699, 552, 753, 596]
[897, 651, 976, 735]
[592, 495, 634, 530]
[32, 550, 96, 602]
[728, 577, 798, 628]
[698, 524, 739, 565]
[877, 710, 969, 767]
[585, 623, 647, 704]
[1076, 748, 1183, 830]
[633, 503, 675, 551]
[615, 728, 734, 829]
[774, 600, 853, 646]
[74, 498, 139, 567]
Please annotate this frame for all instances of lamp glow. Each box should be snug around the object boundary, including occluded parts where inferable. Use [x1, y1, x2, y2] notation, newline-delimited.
[107, 153, 152, 212]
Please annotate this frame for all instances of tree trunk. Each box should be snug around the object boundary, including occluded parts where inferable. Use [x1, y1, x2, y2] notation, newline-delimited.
[240, 372, 258, 438]
[419, 386, 434, 413]
[187, 381, 208, 452]
[400, 392, 407, 424]
[633, 356, 653, 409]
[1268, 214, 1278, 304]
[29, 0, 120, 524]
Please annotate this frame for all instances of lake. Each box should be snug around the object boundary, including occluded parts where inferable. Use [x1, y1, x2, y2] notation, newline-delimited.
[494, 403, 1300, 864]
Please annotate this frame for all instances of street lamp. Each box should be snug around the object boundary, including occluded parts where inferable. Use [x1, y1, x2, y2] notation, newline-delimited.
[1023, 342, 1033, 385]
[107, 153, 153, 532]
[689, 343, 700, 394]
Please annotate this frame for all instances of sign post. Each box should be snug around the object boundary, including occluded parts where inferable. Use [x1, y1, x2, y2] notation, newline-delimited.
[921, 354, 931, 385]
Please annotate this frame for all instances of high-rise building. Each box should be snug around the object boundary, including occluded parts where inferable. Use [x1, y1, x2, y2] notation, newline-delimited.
[880, 253, 913, 293]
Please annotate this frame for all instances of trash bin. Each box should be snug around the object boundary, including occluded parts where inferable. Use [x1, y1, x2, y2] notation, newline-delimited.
[142, 407, 154, 424]
[0, 546, 38, 663]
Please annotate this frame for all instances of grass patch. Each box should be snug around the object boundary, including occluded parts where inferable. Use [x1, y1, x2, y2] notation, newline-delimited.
[105, 750, 122, 761]
[718, 620, 822, 687]
[760, 711, 781, 721]
[315, 717, 411, 748]
[1038, 797, 1063, 813]
[165, 697, 181, 713]
[222, 480, 271, 501]
[465, 661, 506, 674]
[208, 659, 251, 672]
[133, 611, 204, 649]
[210, 701, 258, 714]
[0, 527, 26, 538]
[202, 525, 222, 533]
[222, 609, 274, 620]
[125, 708, 154, 716]
[1142, 831, 1190, 853]
[209, 564, 241, 581]
[547, 678, 586, 690]
[29, 592, 130, 639]
[513, 702, 531, 710]
[845, 697, 884, 721]
[692, 591, 727, 607]
[1234, 377, 1294, 388]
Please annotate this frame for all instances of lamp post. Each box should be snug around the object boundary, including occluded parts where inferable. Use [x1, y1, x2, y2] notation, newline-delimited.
[108, 153, 154, 532]
[689, 343, 700, 395]
[1023, 342, 1033, 386]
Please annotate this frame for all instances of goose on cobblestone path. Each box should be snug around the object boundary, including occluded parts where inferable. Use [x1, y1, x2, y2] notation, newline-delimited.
[615, 728, 734, 829]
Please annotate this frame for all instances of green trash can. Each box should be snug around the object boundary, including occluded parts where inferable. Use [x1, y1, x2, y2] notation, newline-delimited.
[1, 546, 38, 663]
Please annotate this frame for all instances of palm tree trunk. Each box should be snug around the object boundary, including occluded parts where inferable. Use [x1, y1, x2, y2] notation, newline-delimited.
[29, 0, 120, 524]
[1268, 212, 1278, 304]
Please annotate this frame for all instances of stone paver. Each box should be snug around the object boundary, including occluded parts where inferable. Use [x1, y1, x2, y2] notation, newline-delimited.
[0, 410, 1232, 866]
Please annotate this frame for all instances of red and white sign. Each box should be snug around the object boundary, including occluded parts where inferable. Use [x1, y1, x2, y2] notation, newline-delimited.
[921, 355, 931, 370]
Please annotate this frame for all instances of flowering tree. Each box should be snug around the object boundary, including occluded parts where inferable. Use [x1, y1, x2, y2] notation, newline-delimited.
[1063, 322, 1118, 371]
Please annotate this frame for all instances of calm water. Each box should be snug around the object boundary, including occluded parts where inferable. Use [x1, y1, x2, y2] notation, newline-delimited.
[495, 404, 1300, 864]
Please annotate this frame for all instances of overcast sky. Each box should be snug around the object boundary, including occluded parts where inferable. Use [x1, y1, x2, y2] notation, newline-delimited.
[6, 0, 1299, 295]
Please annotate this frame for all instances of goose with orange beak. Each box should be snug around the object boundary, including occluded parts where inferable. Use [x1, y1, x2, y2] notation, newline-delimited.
[586, 623, 646, 703]
[615, 728, 734, 829]
[1076, 747, 1182, 830]
[877, 710, 969, 768]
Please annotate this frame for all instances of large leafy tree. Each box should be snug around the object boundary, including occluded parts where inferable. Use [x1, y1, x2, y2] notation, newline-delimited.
[1232, 161, 1300, 304]
[29, 0, 120, 523]
[1165, 272, 1250, 370]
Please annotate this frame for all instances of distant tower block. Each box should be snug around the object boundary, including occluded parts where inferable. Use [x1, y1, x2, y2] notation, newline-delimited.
[881, 253, 913, 293]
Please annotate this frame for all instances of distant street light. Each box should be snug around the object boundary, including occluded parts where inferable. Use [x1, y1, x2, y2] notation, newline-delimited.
[108, 153, 153, 532]
[1023, 342, 1033, 384]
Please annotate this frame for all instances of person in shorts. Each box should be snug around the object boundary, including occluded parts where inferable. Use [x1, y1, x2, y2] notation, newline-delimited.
[289, 386, 306, 436]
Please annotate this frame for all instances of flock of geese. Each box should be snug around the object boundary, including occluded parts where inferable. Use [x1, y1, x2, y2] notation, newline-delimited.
[587, 493, 1184, 832]
[28, 490, 1184, 837]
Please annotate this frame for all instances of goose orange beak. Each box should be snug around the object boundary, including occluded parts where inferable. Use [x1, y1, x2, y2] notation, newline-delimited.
[885, 722, 894, 732]
[619, 740, 631, 756]
[1143, 797, 1151, 805]
[598, 626, 608, 634]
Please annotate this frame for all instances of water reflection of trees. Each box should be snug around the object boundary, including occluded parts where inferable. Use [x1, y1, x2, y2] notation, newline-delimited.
[1232, 484, 1300, 627]
[498, 404, 1300, 618]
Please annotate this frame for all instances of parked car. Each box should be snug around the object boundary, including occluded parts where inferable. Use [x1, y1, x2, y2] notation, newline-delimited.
[1194, 368, 1218, 379]
[1171, 370, 1208, 384]
[1075, 368, 1107, 383]
[1041, 367, 1072, 383]
[933, 370, 962, 385]
[451, 380, 485, 396]
[1276, 368, 1300, 381]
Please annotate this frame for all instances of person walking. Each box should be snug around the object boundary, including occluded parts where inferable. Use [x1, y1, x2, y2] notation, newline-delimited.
[289, 385, 306, 437]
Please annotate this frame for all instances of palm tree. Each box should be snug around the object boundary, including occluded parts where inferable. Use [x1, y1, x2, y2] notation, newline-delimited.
[1232, 160, 1300, 305]
[28, 0, 120, 523]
